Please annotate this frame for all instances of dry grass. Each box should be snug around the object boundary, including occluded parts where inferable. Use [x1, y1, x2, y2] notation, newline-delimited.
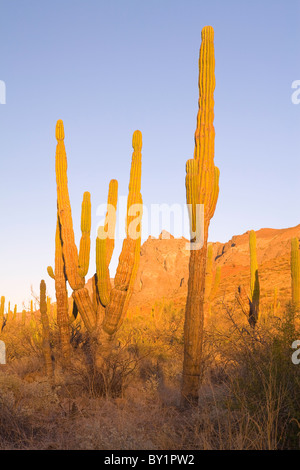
[0, 300, 299, 449]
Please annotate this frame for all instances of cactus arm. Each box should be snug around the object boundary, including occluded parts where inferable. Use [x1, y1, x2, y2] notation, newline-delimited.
[102, 131, 142, 336]
[104, 179, 118, 265]
[78, 191, 91, 278]
[249, 230, 260, 327]
[96, 228, 112, 307]
[55, 120, 84, 290]
[72, 288, 96, 332]
[95, 178, 118, 308]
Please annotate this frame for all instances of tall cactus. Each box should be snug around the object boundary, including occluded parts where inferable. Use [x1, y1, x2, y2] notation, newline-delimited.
[52, 120, 142, 351]
[204, 244, 221, 318]
[0, 296, 5, 330]
[249, 230, 260, 327]
[40, 280, 53, 378]
[291, 237, 300, 308]
[181, 26, 220, 405]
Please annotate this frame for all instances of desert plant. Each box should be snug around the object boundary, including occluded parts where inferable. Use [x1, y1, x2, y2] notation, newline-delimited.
[0, 296, 5, 331]
[204, 244, 221, 318]
[181, 25, 220, 405]
[48, 120, 143, 368]
[249, 230, 260, 327]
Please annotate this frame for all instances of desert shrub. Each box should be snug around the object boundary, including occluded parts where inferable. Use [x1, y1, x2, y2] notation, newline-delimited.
[207, 302, 300, 449]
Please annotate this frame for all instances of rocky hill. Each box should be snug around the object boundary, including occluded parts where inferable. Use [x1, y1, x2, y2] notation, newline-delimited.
[127, 224, 300, 313]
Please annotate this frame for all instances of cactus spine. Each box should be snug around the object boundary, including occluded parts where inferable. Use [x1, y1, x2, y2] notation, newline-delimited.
[249, 230, 260, 327]
[181, 26, 220, 405]
[291, 237, 300, 308]
[40, 280, 53, 377]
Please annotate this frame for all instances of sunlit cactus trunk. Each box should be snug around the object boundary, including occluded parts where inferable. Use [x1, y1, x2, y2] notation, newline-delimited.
[204, 244, 221, 319]
[181, 26, 220, 406]
[0, 296, 5, 331]
[54, 220, 71, 365]
[40, 280, 53, 378]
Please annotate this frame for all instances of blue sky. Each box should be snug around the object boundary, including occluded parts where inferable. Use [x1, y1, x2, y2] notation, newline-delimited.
[0, 0, 299, 307]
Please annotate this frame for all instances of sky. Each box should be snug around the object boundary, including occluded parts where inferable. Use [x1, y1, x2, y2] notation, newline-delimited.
[0, 0, 299, 307]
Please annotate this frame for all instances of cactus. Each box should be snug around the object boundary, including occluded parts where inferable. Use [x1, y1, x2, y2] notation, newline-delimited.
[7, 301, 12, 322]
[249, 230, 260, 327]
[40, 280, 53, 377]
[52, 120, 142, 355]
[0, 296, 5, 330]
[181, 26, 220, 405]
[291, 237, 300, 308]
[204, 244, 221, 318]
[47, 218, 71, 364]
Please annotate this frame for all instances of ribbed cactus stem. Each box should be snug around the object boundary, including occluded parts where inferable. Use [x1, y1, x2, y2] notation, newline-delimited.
[96, 227, 112, 307]
[102, 130, 143, 336]
[54, 219, 71, 364]
[249, 230, 260, 327]
[47, 266, 55, 280]
[291, 237, 300, 307]
[205, 244, 214, 296]
[78, 191, 91, 278]
[104, 179, 118, 265]
[55, 120, 85, 291]
[0, 296, 5, 329]
[182, 26, 220, 406]
[209, 266, 221, 303]
[40, 280, 53, 377]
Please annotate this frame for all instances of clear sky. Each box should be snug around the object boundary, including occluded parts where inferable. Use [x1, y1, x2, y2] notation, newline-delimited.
[0, 0, 299, 307]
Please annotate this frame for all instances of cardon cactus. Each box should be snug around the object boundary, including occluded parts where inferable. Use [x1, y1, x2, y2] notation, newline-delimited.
[40, 280, 53, 377]
[0, 296, 5, 330]
[291, 237, 300, 308]
[204, 244, 221, 318]
[47, 218, 71, 364]
[181, 26, 220, 405]
[249, 230, 260, 327]
[51, 120, 143, 354]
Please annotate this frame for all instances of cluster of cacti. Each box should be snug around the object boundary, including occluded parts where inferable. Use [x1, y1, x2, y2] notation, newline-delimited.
[0, 296, 19, 330]
[204, 244, 221, 318]
[291, 237, 300, 308]
[181, 26, 220, 405]
[47, 120, 142, 364]
[249, 230, 260, 327]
